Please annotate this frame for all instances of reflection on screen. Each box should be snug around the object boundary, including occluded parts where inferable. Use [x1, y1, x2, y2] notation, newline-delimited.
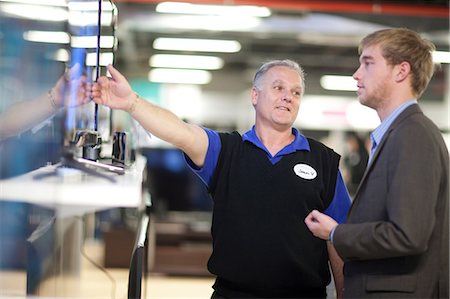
[0, 0, 118, 178]
[0, 2, 67, 178]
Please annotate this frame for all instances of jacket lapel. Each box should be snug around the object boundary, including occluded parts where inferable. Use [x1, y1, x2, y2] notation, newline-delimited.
[348, 104, 423, 215]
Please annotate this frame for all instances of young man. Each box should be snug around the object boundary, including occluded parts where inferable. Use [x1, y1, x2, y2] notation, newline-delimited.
[305, 28, 449, 298]
[92, 59, 351, 298]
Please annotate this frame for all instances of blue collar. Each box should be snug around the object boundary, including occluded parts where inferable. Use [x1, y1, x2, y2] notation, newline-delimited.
[242, 126, 310, 159]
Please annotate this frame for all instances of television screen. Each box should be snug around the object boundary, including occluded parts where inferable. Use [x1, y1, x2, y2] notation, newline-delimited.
[140, 147, 212, 213]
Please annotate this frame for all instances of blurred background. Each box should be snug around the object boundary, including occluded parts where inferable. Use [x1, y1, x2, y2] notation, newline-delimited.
[0, 0, 448, 298]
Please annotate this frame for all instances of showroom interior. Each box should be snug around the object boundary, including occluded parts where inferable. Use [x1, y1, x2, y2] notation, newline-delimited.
[0, 0, 448, 298]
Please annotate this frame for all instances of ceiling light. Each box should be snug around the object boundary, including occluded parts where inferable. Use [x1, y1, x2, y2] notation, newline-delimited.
[0, 3, 67, 21]
[153, 38, 241, 53]
[149, 54, 224, 70]
[433, 51, 450, 64]
[68, 11, 114, 26]
[149, 68, 212, 85]
[49, 49, 70, 62]
[0, 0, 66, 6]
[86, 52, 114, 66]
[71, 36, 115, 49]
[156, 2, 271, 17]
[68, 1, 114, 11]
[320, 75, 357, 91]
[23, 30, 70, 44]
[178, 15, 261, 31]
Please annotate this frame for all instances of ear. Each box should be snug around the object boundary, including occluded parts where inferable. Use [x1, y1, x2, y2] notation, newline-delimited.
[251, 86, 258, 107]
[394, 61, 411, 82]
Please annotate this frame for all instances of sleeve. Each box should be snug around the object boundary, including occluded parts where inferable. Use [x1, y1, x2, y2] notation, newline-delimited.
[324, 171, 351, 224]
[184, 127, 221, 187]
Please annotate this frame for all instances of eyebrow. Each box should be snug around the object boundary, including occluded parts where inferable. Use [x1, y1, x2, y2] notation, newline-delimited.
[272, 79, 284, 85]
[360, 55, 374, 63]
[272, 79, 301, 89]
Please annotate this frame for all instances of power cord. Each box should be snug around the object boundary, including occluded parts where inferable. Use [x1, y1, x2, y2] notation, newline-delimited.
[76, 215, 117, 299]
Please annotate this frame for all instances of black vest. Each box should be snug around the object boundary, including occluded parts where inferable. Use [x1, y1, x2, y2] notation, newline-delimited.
[208, 132, 340, 298]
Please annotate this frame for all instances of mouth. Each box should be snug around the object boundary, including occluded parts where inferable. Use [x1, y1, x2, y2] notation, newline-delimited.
[276, 106, 290, 112]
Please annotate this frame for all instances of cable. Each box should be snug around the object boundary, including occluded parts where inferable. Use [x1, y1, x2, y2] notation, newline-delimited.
[76, 215, 117, 299]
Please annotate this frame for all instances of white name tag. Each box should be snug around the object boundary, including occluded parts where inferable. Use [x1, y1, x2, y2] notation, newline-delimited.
[293, 163, 317, 180]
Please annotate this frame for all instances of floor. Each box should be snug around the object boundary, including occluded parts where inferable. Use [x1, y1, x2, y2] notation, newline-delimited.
[0, 271, 215, 299]
[0, 239, 336, 299]
[0, 239, 215, 299]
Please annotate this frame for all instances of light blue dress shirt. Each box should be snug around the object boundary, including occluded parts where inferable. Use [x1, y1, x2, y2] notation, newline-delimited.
[368, 100, 418, 164]
[331, 99, 418, 242]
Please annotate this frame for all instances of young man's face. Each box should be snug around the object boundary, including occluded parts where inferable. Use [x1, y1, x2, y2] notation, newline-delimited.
[352, 44, 396, 110]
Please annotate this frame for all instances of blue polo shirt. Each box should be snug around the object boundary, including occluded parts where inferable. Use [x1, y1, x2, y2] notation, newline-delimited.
[186, 126, 351, 224]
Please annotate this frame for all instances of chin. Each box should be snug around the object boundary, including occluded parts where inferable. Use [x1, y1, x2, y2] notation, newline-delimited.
[278, 121, 295, 129]
[358, 95, 368, 105]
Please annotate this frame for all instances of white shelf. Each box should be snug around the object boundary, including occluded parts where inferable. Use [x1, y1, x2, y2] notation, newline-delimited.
[0, 156, 147, 217]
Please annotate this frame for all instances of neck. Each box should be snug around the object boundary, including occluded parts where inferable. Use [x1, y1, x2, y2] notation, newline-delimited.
[377, 97, 415, 121]
[255, 126, 294, 156]
[376, 86, 416, 121]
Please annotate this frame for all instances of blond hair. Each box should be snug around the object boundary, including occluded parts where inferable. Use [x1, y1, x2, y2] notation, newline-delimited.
[359, 28, 436, 98]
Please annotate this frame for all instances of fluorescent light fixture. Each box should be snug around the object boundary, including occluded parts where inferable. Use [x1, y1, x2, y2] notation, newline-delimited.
[50, 48, 70, 62]
[156, 2, 271, 17]
[23, 31, 116, 49]
[149, 54, 224, 70]
[0, 3, 67, 21]
[173, 15, 260, 31]
[67, 1, 115, 26]
[71, 36, 115, 49]
[149, 68, 212, 85]
[86, 52, 114, 66]
[153, 38, 241, 53]
[0, 0, 66, 6]
[68, 1, 114, 11]
[320, 75, 357, 91]
[23, 30, 70, 44]
[433, 51, 450, 64]
[68, 11, 114, 26]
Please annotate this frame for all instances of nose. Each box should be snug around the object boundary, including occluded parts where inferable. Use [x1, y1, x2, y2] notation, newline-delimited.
[283, 95, 292, 103]
[282, 90, 293, 103]
[353, 65, 362, 81]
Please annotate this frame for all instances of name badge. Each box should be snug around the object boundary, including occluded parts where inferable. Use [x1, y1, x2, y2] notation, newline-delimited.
[293, 163, 317, 180]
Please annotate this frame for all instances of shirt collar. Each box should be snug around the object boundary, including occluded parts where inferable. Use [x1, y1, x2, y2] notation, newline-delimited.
[242, 126, 310, 157]
[371, 99, 417, 148]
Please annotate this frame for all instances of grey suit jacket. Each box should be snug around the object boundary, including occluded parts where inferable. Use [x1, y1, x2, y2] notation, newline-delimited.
[334, 104, 449, 298]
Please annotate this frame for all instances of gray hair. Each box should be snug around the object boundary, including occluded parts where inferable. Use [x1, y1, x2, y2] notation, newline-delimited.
[252, 59, 305, 96]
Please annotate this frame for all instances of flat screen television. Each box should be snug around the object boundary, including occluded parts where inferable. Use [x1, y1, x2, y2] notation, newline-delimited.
[140, 147, 212, 214]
